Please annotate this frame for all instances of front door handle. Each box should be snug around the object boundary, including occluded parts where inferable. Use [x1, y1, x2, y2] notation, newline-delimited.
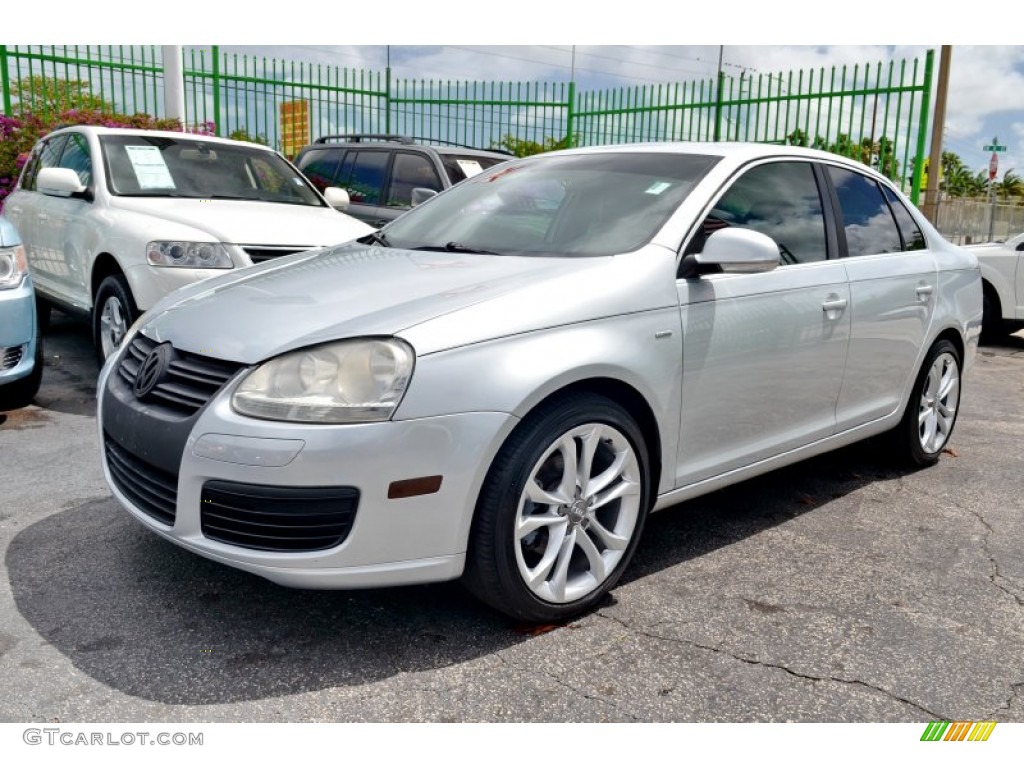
[916, 284, 934, 300]
[822, 298, 848, 312]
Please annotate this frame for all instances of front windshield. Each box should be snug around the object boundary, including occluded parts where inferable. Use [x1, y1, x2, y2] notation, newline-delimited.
[100, 134, 325, 206]
[381, 151, 719, 257]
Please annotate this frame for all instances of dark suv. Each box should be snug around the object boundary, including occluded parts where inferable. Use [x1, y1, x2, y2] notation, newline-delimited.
[294, 134, 511, 227]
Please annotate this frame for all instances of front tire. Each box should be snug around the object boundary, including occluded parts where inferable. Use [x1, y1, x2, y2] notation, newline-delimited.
[93, 274, 138, 363]
[464, 394, 651, 623]
[893, 339, 962, 467]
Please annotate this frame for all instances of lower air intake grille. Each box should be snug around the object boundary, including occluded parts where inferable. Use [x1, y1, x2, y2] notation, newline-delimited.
[201, 481, 359, 552]
[1, 345, 24, 371]
[105, 434, 178, 526]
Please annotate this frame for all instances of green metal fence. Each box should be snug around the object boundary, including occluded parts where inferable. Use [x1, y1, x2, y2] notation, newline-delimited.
[0, 45, 935, 202]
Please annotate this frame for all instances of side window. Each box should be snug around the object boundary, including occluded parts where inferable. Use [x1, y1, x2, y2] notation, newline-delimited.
[296, 148, 342, 194]
[21, 136, 67, 191]
[882, 186, 926, 251]
[693, 161, 827, 264]
[344, 151, 389, 205]
[385, 152, 443, 208]
[828, 166, 902, 257]
[58, 132, 92, 187]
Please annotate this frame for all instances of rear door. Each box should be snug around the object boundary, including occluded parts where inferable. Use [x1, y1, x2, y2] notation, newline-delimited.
[825, 165, 937, 430]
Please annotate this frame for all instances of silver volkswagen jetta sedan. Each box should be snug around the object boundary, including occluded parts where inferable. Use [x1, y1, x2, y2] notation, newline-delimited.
[97, 142, 982, 622]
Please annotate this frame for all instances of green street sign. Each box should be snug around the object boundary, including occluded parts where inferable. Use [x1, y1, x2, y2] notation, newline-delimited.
[984, 144, 1006, 152]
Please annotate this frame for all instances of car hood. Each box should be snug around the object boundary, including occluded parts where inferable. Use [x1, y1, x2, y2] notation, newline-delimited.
[139, 241, 677, 363]
[110, 197, 372, 246]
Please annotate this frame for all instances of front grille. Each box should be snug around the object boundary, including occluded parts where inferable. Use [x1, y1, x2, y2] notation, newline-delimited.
[105, 433, 178, 526]
[1, 345, 24, 371]
[241, 246, 311, 263]
[201, 481, 359, 552]
[117, 335, 244, 417]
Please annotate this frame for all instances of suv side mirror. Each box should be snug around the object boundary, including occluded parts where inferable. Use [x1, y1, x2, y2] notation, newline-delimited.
[37, 167, 87, 198]
[323, 187, 350, 211]
[411, 187, 438, 207]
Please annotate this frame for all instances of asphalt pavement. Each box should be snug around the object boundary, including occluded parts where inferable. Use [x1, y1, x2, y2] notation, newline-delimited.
[1, 312, 1022, 722]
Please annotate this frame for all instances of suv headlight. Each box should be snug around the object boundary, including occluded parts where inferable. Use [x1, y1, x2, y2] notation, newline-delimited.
[232, 338, 415, 423]
[0, 244, 28, 290]
[146, 241, 233, 268]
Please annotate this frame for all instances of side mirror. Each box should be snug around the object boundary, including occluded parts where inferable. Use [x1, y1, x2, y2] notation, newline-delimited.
[411, 187, 438, 207]
[37, 167, 87, 198]
[323, 187, 350, 211]
[695, 227, 781, 274]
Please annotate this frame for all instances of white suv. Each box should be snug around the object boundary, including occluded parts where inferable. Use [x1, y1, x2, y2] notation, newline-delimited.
[4, 127, 372, 360]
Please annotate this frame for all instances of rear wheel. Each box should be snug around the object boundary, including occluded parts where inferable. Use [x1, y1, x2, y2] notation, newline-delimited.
[892, 339, 961, 467]
[463, 394, 650, 623]
[93, 274, 138, 363]
[981, 287, 1005, 340]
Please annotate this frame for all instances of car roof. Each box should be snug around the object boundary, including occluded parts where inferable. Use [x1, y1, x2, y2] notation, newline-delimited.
[41, 125, 276, 151]
[300, 134, 510, 160]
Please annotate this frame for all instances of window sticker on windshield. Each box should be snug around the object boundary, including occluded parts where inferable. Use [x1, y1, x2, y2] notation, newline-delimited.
[125, 145, 176, 189]
[645, 181, 672, 195]
[456, 159, 484, 178]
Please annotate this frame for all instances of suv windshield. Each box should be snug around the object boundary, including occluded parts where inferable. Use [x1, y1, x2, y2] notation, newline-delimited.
[99, 135, 325, 207]
[381, 152, 719, 257]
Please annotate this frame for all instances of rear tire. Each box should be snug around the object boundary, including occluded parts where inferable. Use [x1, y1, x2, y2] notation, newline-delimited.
[981, 287, 1005, 340]
[892, 339, 961, 467]
[463, 394, 651, 623]
[93, 274, 138, 364]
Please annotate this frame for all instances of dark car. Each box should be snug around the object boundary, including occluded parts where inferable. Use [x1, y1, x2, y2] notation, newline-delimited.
[294, 134, 511, 227]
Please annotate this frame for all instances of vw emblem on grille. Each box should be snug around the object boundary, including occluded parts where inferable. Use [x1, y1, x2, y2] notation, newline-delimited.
[134, 343, 173, 399]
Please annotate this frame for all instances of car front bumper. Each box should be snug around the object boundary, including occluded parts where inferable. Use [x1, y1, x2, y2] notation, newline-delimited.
[96, 348, 518, 589]
[0, 276, 39, 385]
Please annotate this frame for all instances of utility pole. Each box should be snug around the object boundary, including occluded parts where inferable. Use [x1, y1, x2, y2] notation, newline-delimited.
[921, 45, 951, 225]
[162, 46, 186, 127]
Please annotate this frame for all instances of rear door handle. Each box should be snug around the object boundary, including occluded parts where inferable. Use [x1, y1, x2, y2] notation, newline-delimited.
[916, 284, 934, 300]
[822, 298, 848, 312]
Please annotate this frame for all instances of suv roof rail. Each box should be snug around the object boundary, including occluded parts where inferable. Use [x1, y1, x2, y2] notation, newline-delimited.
[313, 134, 415, 145]
[406, 136, 514, 155]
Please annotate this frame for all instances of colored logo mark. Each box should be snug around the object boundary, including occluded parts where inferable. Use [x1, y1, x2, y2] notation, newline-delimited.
[921, 721, 996, 741]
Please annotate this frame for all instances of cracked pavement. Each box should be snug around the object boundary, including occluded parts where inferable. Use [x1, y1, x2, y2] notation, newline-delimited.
[1, 314, 1022, 722]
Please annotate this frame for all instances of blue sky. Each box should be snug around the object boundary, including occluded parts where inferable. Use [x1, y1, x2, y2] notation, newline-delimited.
[30, 2, 1024, 179]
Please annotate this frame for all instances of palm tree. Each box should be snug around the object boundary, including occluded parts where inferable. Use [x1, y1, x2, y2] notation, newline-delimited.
[996, 169, 1023, 201]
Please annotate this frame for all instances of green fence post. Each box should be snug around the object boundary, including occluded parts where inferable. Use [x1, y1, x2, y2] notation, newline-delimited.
[385, 64, 391, 134]
[0, 45, 10, 116]
[565, 80, 576, 147]
[910, 49, 934, 206]
[713, 70, 725, 142]
[212, 45, 221, 136]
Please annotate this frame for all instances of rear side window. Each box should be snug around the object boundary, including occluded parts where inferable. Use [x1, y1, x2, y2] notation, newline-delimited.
[296, 148, 343, 194]
[828, 166, 902, 257]
[441, 154, 505, 184]
[883, 186, 926, 251]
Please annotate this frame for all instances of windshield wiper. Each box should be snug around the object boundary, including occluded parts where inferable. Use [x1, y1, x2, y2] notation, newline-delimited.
[413, 241, 499, 255]
[358, 230, 391, 247]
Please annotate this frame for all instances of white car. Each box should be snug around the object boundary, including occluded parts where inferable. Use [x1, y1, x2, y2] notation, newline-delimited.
[966, 233, 1024, 337]
[98, 142, 982, 622]
[4, 127, 372, 360]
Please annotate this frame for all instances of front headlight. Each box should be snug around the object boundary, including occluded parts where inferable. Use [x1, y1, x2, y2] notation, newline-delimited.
[232, 338, 415, 423]
[146, 241, 233, 268]
[0, 244, 28, 290]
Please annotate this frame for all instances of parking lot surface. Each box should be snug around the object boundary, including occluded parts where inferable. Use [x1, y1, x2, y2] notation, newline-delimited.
[1, 313, 1022, 722]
